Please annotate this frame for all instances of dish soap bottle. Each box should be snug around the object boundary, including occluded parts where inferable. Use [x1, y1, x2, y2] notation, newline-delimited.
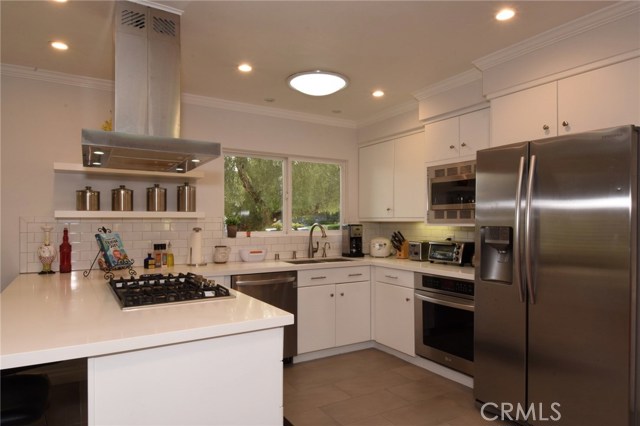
[59, 227, 72, 273]
[166, 241, 174, 267]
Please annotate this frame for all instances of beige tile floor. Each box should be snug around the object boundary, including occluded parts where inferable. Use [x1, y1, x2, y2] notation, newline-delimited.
[284, 349, 493, 426]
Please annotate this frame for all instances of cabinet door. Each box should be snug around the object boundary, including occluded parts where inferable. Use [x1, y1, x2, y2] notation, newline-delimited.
[558, 57, 640, 135]
[359, 141, 394, 218]
[424, 116, 460, 162]
[374, 282, 415, 356]
[491, 82, 557, 146]
[393, 132, 426, 219]
[335, 281, 371, 347]
[298, 285, 335, 353]
[459, 108, 490, 156]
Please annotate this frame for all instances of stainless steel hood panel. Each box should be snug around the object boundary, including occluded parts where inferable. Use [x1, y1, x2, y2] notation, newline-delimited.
[81, 2, 220, 173]
[82, 129, 220, 173]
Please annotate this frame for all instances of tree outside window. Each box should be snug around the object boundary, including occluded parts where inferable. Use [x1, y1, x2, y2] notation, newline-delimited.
[224, 154, 342, 233]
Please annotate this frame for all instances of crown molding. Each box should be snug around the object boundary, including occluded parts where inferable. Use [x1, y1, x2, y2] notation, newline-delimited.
[128, 0, 184, 15]
[182, 93, 357, 129]
[412, 69, 482, 101]
[1, 64, 114, 92]
[1, 64, 358, 129]
[356, 100, 418, 128]
[474, 2, 640, 71]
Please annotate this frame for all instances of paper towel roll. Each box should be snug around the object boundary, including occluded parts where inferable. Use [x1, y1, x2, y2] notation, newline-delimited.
[189, 227, 203, 266]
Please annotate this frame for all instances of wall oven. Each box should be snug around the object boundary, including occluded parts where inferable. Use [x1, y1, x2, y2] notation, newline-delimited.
[426, 160, 475, 224]
[414, 272, 474, 376]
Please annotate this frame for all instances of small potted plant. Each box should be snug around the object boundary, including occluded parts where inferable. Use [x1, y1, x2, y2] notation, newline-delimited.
[225, 216, 240, 238]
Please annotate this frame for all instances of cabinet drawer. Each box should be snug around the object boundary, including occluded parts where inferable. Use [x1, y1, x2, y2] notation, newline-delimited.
[374, 267, 414, 288]
[298, 266, 370, 287]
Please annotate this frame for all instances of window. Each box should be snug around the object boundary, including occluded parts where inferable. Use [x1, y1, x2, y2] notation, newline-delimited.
[224, 154, 343, 233]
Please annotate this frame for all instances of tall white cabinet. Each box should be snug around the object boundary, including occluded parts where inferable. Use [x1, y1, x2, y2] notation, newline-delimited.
[359, 131, 425, 220]
[491, 57, 640, 146]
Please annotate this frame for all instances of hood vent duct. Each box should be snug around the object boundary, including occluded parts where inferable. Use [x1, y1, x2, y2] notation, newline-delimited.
[82, 1, 220, 173]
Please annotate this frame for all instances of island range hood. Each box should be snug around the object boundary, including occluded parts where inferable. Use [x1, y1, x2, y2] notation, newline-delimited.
[82, 2, 220, 173]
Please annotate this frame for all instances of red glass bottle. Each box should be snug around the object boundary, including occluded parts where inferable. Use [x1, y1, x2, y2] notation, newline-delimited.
[59, 227, 72, 273]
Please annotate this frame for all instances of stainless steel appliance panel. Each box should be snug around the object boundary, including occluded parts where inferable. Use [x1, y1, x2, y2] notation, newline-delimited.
[526, 129, 634, 426]
[231, 272, 298, 360]
[415, 273, 475, 376]
[474, 141, 528, 409]
[475, 126, 638, 426]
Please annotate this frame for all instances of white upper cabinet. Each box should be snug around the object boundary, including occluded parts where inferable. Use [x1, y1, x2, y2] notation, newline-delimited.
[424, 108, 490, 162]
[491, 57, 640, 146]
[557, 57, 640, 135]
[359, 132, 425, 220]
[490, 82, 557, 146]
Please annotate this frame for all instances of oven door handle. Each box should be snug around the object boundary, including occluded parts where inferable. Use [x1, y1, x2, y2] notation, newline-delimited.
[414, 292, 474, 312]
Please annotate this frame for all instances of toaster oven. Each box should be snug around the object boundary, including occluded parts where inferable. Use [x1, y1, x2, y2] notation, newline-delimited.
[427, 241, 475, 266]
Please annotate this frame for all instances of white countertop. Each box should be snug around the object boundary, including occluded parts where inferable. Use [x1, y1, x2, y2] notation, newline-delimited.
[0, 257, 473, 369]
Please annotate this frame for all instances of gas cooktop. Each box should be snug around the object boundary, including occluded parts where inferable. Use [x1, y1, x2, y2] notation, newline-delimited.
[108, 272, 234, 310]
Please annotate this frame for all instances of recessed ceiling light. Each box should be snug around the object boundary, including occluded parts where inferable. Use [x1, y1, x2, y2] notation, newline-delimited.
[372, 90, 385, 98]
[287, 70, 348, 97]
[94, 150, 104, 155]
[191, 159, 200, 163]
[238, 63, 252, 72]
[52, 0, 68, 3]
[496, 8, 515, 21]
[50, 41, 68, 50]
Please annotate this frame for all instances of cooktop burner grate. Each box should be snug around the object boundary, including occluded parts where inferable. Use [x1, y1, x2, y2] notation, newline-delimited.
[108, 272, 234, 310]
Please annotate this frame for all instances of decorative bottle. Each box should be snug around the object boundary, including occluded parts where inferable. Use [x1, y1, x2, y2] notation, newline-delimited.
[59, 227, 72, 273]
[37, 225, 57, 274]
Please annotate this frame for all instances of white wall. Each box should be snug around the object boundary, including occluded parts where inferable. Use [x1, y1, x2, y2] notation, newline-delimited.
[1, 72, 358, 288]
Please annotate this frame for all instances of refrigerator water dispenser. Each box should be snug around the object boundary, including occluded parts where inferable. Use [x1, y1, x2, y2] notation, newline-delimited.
[480, 226, 512, 283]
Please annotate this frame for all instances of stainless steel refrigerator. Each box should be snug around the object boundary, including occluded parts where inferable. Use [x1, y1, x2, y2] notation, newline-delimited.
[474, 125, 638, 425]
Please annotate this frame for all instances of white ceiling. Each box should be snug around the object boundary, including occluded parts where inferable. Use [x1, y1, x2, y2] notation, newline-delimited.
[1, 1, 617, 124]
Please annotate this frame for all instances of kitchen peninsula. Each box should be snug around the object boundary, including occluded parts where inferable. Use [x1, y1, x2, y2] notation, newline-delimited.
[0, 268, 294, 425]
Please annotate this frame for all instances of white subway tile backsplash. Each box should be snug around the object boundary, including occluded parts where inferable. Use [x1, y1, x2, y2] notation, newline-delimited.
[22, 217, 471, 274]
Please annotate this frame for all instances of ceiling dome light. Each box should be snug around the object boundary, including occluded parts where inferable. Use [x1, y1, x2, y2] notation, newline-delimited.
[372, 90, 385, 98]
[238, 63, 252, 72]
[287, 70, 348, 96]
[496, 8, 515, 21]
[50, 41, 68, 50]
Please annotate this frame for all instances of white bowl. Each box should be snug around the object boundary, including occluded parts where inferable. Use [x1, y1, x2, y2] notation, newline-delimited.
[239, 248, 267, 262]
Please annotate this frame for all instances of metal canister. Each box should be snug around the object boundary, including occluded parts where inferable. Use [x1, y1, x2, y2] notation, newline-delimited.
[177, 182, 196, 212]
[76, 186, 100, 211]
[146, 184, 167, 212]
[111, 185, 133, 211]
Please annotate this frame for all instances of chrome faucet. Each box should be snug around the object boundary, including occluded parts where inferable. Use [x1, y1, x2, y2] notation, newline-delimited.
[308, 223, 327, 258]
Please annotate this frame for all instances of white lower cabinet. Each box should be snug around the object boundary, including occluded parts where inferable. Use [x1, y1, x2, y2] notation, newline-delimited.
[298, 267, 371, 354]
[374, 267, 415, 356]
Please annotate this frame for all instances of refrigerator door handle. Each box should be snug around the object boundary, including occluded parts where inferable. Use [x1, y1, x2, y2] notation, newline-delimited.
[514, 156, 526, 303]
[525, 154, 536, 304]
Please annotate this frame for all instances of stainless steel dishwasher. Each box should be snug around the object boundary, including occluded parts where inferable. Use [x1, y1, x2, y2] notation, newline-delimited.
[231, 271, 297, 362]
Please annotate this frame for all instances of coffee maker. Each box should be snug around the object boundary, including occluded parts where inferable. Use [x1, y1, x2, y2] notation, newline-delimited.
[342, 224, 364, 257]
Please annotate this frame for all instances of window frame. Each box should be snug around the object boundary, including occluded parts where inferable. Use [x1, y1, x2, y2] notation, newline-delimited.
[223, 150, 345, 237]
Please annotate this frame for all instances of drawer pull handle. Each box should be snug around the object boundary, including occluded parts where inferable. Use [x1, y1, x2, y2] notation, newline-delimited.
[311, 276, 327, 280]
[542, 124, 549, 131]
[385, 275, 398, 279]
[348, 273, 363, 277]
[330, 293, 334, 297]
[405, 298, 411, 302]
[340, 292, 345, 296]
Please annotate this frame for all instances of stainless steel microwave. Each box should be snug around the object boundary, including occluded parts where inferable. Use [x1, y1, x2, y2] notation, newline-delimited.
[426, 160, 475, 224]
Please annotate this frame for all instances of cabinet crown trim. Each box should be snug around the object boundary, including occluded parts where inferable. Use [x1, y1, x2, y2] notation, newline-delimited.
[473, 2, 639, 71]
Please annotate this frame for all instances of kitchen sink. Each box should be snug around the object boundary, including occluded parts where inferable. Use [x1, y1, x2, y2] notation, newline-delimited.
[285, 258, 356, 265]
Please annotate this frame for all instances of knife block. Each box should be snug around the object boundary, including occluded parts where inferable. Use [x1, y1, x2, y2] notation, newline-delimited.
[396, 240, 409, 259]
